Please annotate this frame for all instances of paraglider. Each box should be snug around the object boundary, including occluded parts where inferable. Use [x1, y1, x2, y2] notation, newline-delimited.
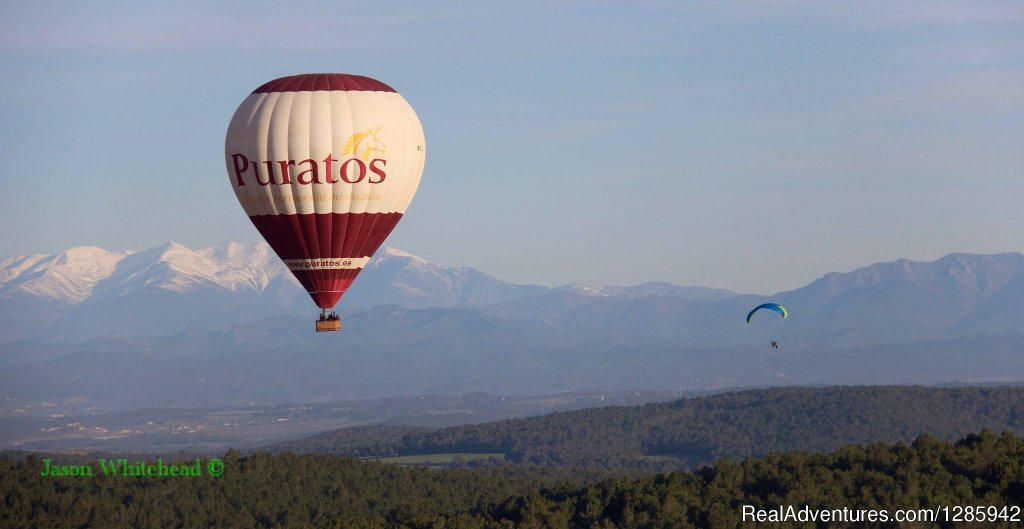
[746, 303, 788, 348]
[224, 73, 425, 332]
[746, 303, 788, 323]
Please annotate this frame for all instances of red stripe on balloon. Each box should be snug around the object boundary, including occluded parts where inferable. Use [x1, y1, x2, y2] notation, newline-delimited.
[249, 212, 403, 308]
[251, 74, 397, 94]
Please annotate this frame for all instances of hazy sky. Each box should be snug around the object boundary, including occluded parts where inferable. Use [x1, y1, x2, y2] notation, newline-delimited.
[1, 1, 1021, 293]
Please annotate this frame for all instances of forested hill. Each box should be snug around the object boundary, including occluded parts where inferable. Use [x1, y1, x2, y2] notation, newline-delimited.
[5, 431, 1024, 528]
[268, 386, 1024, 469]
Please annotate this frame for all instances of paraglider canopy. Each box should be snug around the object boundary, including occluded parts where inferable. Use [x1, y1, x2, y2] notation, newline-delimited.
[746, 303, 788, 323]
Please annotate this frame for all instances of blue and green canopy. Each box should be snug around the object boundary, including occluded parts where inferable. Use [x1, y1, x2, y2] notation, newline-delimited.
[746, 303, 788, 323]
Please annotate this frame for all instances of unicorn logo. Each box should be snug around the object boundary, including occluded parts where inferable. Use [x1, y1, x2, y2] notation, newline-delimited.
[342, 127, 387, 161]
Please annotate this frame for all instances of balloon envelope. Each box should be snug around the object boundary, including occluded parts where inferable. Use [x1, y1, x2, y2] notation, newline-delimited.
[746, 303, 788, 323]
[225, 74, 425, 308]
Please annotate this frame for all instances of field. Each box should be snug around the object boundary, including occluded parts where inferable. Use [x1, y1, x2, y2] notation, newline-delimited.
[370, 453, 506, 467]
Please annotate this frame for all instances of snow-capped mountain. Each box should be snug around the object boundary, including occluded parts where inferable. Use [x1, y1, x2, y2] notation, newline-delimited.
[88, 242, 289, 299]
[7, 243, 1024, 350]
[0, 246, 133, 303]
[0, 242, 289, 304]
[0, 242, 308, 341]
[0, 242, 745, 342]
[0, 243, 547, 341]
[342, 247, 548, 309]
[0, 243, 546, 311]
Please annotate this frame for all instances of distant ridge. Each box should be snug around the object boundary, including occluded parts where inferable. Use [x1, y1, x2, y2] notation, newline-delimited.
[267, 385, 1024, 469]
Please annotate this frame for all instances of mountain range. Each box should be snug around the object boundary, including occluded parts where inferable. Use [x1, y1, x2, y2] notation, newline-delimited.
[1, 243, 1023, 413]
[0, 242, 734, 342]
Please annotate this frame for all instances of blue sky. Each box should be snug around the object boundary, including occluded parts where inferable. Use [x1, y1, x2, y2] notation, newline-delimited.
[1, 1, 1021, 293]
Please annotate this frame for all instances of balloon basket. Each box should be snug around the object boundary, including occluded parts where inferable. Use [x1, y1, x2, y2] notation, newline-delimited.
[316, 319, 341, 332]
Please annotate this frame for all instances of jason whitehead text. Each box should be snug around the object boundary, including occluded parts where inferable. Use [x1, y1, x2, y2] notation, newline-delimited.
[39, 458, 225, 477]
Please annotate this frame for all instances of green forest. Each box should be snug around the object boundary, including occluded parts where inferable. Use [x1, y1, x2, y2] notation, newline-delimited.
[4, 430, 1024, 528]
[269, 386, 1024, 470]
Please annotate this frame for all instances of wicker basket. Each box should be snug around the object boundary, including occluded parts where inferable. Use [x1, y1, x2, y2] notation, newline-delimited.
[315, 320, 342, 332]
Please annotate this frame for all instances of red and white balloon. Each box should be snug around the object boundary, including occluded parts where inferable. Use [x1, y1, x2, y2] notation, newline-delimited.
[225, 73, 425, 309]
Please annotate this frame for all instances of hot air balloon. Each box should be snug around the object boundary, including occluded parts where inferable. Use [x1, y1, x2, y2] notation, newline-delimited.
[225, 73, 425, 331]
